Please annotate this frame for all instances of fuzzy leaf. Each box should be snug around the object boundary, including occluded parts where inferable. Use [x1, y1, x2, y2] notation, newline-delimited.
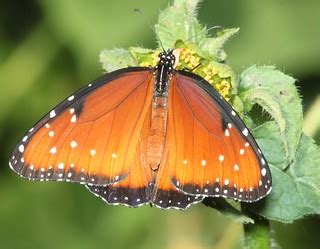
[200, 28, 240, 61]
[100, 48, 138, 72]
[155, 0, 206, 49]
[249, 122, 320, 223]
[129, 47, 159, 67]
[239, 66, 303, 167]
[203, 198, 254, 224]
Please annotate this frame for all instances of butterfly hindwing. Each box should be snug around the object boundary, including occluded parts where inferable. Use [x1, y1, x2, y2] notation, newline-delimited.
[86, 135, 153, 207]
[151, 145, 204, 209]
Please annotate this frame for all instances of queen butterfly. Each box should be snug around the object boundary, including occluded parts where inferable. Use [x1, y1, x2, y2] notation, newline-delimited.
[9, 48, 272, 210]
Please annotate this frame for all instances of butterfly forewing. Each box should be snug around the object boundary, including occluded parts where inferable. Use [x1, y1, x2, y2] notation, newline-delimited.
[164, 71, 272, 202]
[10, 68, 154, 187]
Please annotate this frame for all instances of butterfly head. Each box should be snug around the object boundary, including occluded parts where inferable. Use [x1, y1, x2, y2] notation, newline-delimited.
[158, 49, 175, 70]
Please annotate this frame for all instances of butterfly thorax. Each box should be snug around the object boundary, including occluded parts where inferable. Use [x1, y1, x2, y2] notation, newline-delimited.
[153, 49, 175, 97]
[147, 50, 175, 170]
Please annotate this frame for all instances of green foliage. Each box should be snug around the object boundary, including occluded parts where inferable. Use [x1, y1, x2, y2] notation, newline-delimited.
[252, 122, 320, 222]
[200, 28, 240, 61]
[154, 0, 207, 49]
[100, 48, 138, 72]
[203, 198, 254, 224]
[239, 66, 303, 166]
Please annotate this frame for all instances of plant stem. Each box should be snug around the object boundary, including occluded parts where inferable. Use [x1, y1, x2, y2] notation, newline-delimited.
[243, 215, 270, 249]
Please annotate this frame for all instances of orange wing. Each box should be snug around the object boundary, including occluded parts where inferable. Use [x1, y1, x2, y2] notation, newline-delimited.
[87, 103, 154, 207]
[9, 68, 153, 191]
[153, 71, 272, 205]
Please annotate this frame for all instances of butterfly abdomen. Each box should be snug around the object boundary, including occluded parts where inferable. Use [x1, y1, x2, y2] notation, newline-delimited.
[147, 96, 168, 170]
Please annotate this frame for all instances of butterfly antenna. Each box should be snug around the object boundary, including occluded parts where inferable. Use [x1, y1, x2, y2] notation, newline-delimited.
[134, 8, 166, 52]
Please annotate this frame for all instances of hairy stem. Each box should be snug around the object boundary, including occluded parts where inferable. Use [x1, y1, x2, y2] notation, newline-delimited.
[243, 214, 270, 249]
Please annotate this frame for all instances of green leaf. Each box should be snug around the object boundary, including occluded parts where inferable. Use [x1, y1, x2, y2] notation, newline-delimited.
[200, 28, 240, 61]
[155, 0, 206, 49]
[129, 47, 159, 67]
[250, 122, 320, 223]
[239, 66, 303, 167]
[100, 48, 138, 72]
[203, 198, 254, 224]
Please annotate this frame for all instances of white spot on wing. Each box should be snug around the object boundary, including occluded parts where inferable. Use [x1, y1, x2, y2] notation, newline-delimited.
[68, 95, 74, 101]
[58, 163, 64, 169]
[71, 114, 77, 123]
[219, 155, 224, 162]
[22, 136, 28, 142]
[18, 144, 24, 153]
[48, 131, 54, 137]
[234, 164, 239, 171]
[90, 149, 96, 156]
[240, 149, 245, 155]
[225, 129, 230, 136]
[50, 147, 57, 154]
[112, 153, 117, 158]
[201, 160, 206, 166]
[70, 140, 77, 148]
[224, 179, 229, 185]
[242, 128, 249, 136]
[231, 110, 236, 116]
[50, 110, 56, 118]
[261, 168, 267, 176]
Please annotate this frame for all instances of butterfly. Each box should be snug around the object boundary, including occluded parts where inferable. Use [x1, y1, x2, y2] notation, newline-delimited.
[9, 48, 272, 210]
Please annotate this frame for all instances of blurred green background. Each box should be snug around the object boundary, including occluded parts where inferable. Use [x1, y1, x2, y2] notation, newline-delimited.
[1, 0, 319, 248]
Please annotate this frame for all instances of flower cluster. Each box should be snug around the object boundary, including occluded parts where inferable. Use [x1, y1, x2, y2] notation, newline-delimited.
[178, 48, 200, 69]
[177, 47, 232, 101]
